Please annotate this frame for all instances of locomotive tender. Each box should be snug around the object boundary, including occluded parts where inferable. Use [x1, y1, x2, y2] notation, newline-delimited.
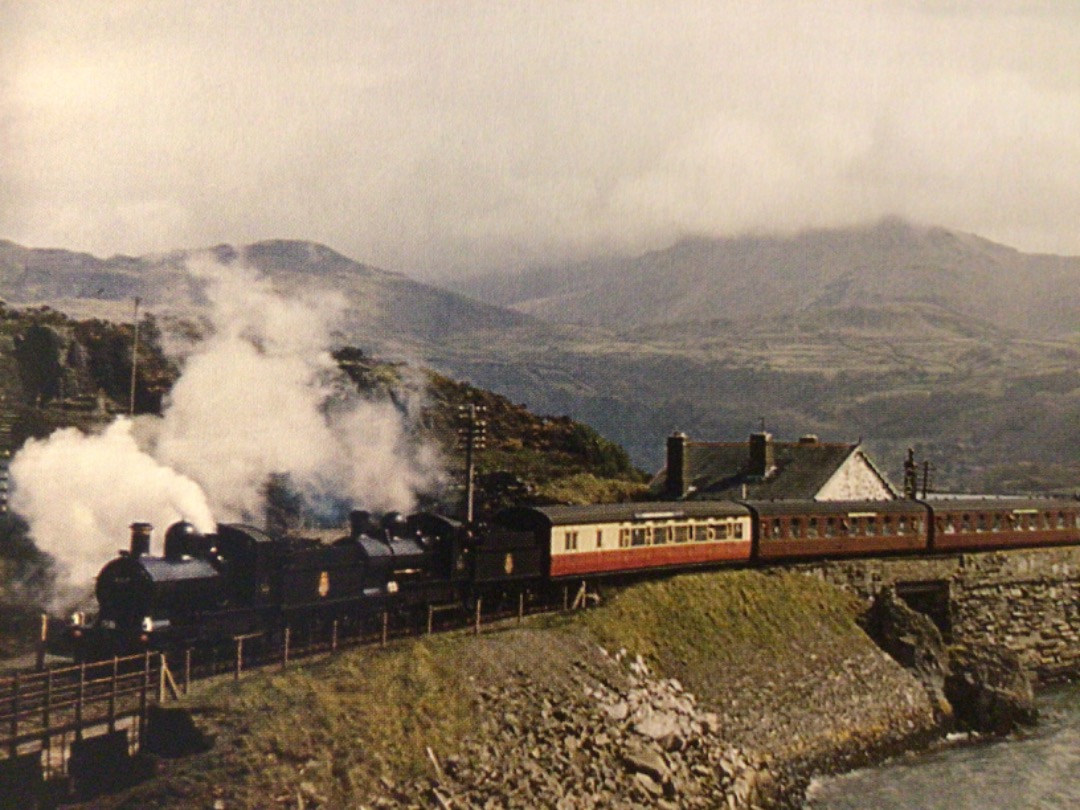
[62, 495, 1080, 658]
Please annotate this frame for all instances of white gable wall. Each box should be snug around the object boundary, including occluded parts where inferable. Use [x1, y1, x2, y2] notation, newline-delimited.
[816, 451, 896, 501]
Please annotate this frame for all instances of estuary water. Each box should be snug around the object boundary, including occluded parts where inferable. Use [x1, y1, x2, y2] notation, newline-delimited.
[804, 684, 1080, 809]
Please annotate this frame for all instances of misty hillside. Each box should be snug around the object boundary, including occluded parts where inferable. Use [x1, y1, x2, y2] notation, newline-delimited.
[1, 233, 1077, 495]
[452, 219, 1080, 337]
[0, 239, 533, 351]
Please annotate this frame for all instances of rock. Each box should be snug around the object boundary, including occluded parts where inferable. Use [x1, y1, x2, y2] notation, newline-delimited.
[633, 711, 681, 742]
[621, 744, 671, 784]
[945, 644, 1038, 734]
[863, 589, 953, 722]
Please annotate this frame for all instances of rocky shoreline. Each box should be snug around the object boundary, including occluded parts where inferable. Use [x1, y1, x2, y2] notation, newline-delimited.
[361, 623, 941, 810]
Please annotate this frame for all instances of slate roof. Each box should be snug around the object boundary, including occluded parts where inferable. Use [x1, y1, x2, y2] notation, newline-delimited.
[652, 439, 892, 501]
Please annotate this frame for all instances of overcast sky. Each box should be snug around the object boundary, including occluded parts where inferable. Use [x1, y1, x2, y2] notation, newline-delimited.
[3, 2, 1079, 278]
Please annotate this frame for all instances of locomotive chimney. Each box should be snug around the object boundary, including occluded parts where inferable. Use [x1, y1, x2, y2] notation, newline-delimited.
[748, 431, 774, 478]
[349, 510, 371, 540]
[130, 522, 152, 558]
[666, 431, 691, 499]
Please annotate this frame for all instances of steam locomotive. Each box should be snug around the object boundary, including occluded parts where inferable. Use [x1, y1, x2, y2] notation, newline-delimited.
[59, 495, 1080, 659]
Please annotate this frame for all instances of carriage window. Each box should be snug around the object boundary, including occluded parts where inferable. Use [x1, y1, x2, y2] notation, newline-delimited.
[851, 518, 863, 536]
[790, 518, 802, 538]
[715, 523, 728, 540]
[883, 517, 894, 535]
[992, 513, 1002, 531]
[564, 531, 579, 551]
[961, 514, 971, 532]
[693, 524, 709, 542]
[631, 528, 648, 546]
[733, 522, 744, 539]
[839, 519, 850, 536]
[945, 516, 956, 534]
[898, 516, 908, 534]
[866, 518, 878, 536]
[654, 526, 669, 545]
[596, 529, 604, 548]
[808, 518, 819, 539]
[1058, 513, 1067, 530]
[771, 519, 783, 539]
[824, 518, 835, 538]
[976, 514, 986, 533]
[619, 528, 631, 548]
[673, 525, 690, 543]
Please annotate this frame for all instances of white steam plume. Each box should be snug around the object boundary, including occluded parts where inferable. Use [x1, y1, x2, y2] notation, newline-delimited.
[9, 419, 215, 605]
[9, 256, 445, 606]
[150, 257, 445, 521]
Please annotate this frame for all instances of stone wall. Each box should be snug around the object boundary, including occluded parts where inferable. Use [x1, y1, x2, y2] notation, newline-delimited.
[793, 544, 1080, 682]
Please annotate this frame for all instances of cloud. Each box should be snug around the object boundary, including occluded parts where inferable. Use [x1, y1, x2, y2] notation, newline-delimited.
[3, 2, 1080, 273]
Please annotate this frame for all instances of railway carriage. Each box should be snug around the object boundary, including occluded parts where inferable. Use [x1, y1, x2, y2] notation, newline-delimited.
[495, 501, 753, 578]
[745, 499, 931, 561]
[926, 498, 1080, 553]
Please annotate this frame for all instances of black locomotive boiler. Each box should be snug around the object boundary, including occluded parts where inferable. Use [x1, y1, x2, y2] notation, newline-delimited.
[65, 508, 543, 658]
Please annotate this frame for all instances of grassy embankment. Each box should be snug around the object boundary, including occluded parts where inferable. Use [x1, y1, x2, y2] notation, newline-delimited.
[86, 570, 877, 809]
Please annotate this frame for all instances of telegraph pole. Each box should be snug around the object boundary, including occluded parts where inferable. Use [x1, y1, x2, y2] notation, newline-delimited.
[128, 297, 141, 416]
[457, 404, 487, 523]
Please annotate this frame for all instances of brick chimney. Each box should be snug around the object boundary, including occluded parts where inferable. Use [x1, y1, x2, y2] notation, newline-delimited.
[748, 432, 774, 477]
[666, 431, 690, 498]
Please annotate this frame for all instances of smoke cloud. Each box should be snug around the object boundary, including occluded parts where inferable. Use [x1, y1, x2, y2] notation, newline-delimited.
[9, 258, 445, 604]
[9, 419, 215, 606]
[149, 257, 444, 521]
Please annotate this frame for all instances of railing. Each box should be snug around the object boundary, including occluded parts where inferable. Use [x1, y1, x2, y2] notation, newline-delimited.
[0, 651, 165, 778]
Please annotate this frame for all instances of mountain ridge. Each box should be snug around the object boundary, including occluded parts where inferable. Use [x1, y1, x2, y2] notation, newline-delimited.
[450, 219, 1080, 337]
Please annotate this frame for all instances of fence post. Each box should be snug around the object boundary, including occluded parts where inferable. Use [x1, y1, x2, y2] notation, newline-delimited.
[36, 613, 48, 671]
[9, 672, 19, 757]
[184, 648, 192, 696]
[234, 637, 244, 682]
[518, 592, 525, 624]
[331, 620, 338, 653]
[140, 651, 151, 740]
[76, 662, 86, 740]
[381, 612, 388, 647]
[427, 605, 434, 635]
[158, 653, 167, 702]
[282, 627, 291, 670]
[474, 598, 482, 636]
[106, 660, 116, 734]
[43, 668, 52, 765]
